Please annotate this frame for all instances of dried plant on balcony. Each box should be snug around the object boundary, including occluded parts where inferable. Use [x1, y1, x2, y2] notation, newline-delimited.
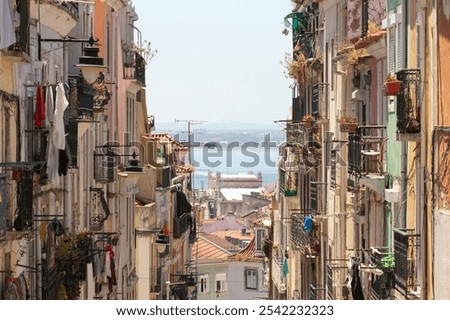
[345, 46, 370, 71]
[302, 114, 315, 123]
[385, 73, 398, 83]
[368, 21, 382, 35]
[338, 116, 358, 124]
[284, 52, 307, 87]
[122, 40, 158, 67]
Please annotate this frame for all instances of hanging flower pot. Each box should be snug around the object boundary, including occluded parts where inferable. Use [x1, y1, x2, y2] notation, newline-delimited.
[384, 80, 401, 96]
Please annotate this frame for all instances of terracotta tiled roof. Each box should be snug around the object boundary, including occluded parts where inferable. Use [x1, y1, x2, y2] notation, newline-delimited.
[253, 219, 270, 228]
[141, 133, 188, 150]
[201, 233, 239, 251]
[228, 237, 264, 263]
[212, 230, 253, 241]
[191, 234, 233, 260]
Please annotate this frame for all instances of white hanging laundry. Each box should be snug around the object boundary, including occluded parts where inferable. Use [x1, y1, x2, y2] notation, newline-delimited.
[46, 127, 59, 184]
[0, 0, 16, 50]
[45, 85, 54, 128]
[52, 83, 68, 150]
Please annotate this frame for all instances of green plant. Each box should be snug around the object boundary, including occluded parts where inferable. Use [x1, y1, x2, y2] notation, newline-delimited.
[56, 232, 92, 299]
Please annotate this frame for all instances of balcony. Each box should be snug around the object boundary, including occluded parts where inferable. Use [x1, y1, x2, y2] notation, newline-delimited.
[286, 123, 305, 146]
[394, 228, 420, 298]
[39, 2, 79, 37]
[279, 167, 297, 197]
[30, 128, 49, 184]
[89, 188, 111, 228]
[123, 53, 146, 85]
[0, 174, 7, 238]
[290, 3, 319, 59]
[370, 247, 395, 300]
[94, 147, 118, 183]
[103, 0, 127, 11]
[156, 166, 171, 188]
[15, 169, 33, 231]
[290, 215, 320, 258]
[150, 267, 163, 295]
[173, 212, 191, 239]
[311, 83, 327, 121]
[396, 69, 421, 139]
[348, 126, 387, 193]
[271, 256, 286, 293]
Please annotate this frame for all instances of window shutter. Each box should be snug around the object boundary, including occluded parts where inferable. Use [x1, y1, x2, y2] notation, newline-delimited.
[388, 27, 395, 73]
[397, 22, 403, 70]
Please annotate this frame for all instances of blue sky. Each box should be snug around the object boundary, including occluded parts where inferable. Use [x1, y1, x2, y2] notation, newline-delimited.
[133, 0, 294, 125]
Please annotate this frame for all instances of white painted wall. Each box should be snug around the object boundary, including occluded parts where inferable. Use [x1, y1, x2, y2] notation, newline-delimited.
[227, 261, 268, 300]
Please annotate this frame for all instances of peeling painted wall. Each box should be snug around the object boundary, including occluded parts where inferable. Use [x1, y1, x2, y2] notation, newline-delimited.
[434, 211, 450, 299]
[347, 0, 386, 42]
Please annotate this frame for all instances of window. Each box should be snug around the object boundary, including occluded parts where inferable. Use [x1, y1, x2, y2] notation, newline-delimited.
[245, 268, 258, 290]
[199, 274, 209, 293]
[255, 229, 266, 251]
[215, 273, 227, 293]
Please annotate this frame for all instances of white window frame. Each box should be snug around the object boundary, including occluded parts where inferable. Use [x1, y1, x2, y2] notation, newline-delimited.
[199, 274, 209, 294]
[215, 273, 227, 293]
[255, 228, 267, 251]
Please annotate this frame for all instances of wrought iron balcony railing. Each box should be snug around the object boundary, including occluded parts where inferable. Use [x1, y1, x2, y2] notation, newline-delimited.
[123, 52, 146, 85]
[173, 212, 191, 239]
[396, 69, 421, 134]
[0, 174, 7, 238]
[348, 126, 387, 178]
[290, 214, 320, 257]
[394, 228, 420, 298]
[157, 166, 171, 188]
[94, 147, 118, 183]
[89, 188, 111, 228]
[370, 247, 395, 300]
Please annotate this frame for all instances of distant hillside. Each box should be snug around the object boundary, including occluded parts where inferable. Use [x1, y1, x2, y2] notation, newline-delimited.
[155, 121, 281, 132]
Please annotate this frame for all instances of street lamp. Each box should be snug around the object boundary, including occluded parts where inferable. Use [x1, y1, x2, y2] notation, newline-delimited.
[38, 34, 107, 84]
[76, 45, 108, 84]
[185, 275, 197, 299]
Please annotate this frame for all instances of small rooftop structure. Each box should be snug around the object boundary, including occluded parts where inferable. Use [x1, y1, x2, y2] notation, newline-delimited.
[208, 171, 263, 189]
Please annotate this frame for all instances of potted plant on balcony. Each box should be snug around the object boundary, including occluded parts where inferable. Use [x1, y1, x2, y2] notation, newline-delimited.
[384, 73, 401, 96]
[301, 114, 315, 129]
[284, 176, 297, 196]
[338, 116, 358, 132]
[121, 40, 158, 78]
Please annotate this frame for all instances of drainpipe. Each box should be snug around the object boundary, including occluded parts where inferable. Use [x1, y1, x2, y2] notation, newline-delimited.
[35, 197, 42, 300]
[419, 1, 428, 300]
[64, 172, 73, 233]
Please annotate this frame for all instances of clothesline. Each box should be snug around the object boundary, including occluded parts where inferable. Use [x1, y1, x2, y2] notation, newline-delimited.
[23, 82, 63, 88]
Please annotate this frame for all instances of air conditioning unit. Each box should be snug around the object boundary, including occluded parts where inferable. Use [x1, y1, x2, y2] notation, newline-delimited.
[385, 188, 400, 203]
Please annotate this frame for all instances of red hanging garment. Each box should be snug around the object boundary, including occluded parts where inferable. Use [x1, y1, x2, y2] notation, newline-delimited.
[34, 86, 45, 127]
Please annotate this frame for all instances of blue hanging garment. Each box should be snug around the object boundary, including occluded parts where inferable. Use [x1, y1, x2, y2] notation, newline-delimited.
[303, 215, 313, 232]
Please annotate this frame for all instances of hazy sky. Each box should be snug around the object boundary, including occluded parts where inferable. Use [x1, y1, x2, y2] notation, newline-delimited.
[133, 0, 293, 125]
